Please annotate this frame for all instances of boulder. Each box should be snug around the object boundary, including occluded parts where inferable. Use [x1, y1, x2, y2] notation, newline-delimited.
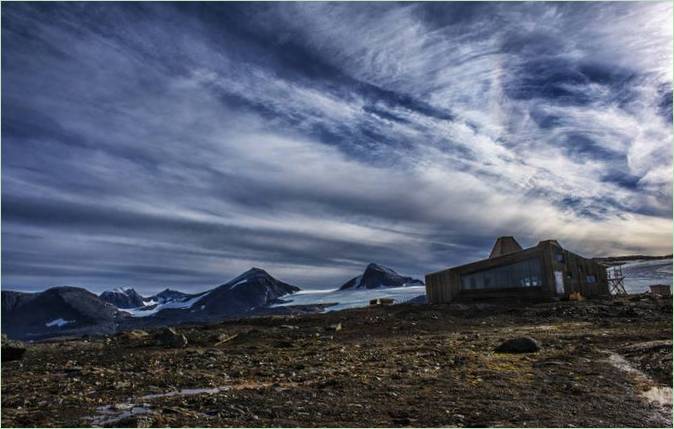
[155, 327, 188, 348]
[495, 336, 541, 353]
[1, 334, 26, 361]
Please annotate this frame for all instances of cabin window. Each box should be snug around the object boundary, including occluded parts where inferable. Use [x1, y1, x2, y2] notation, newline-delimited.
[460, 258, 542, 291]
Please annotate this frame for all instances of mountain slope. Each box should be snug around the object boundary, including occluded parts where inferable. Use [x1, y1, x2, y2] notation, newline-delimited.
[148, 289, 191, 304]
[1, 287, 123, 340]
[339, 263, 424, 290]
[195, 268, 300, 316]
[119, 268, 301, 323]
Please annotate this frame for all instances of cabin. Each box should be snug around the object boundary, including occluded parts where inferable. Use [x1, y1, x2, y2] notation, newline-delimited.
[425, 236, 609, 304]
[649, 284, 671, 296]
[369, 298, 395, 307]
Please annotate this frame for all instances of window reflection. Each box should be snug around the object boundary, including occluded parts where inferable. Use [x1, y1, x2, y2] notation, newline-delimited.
[460, 258, 543, 290]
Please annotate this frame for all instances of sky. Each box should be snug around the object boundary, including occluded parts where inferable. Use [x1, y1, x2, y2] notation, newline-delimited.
[2, 2, 672, 294]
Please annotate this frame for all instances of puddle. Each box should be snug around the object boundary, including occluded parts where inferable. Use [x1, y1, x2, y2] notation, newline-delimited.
[84, 382, 298, 426]
[85, 386, 230, 426]
[607, 353, 641, 375]
[605, 351, 673, 407]
[140, 386, 230, 400]
[87, 403, 153, 427]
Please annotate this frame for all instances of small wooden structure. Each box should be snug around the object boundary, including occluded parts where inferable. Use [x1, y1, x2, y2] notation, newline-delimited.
[369, 298, 394, 307]
[649, 284, 671, 296]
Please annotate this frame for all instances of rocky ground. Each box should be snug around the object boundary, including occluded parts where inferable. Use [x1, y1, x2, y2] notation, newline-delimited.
[2, 293, 672, 427]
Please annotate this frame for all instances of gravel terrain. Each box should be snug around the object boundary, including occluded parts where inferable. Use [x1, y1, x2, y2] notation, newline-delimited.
[2, 293, 671, 427]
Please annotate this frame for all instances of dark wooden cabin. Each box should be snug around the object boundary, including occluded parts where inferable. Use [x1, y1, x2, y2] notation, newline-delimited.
[426, 237, 609, 304]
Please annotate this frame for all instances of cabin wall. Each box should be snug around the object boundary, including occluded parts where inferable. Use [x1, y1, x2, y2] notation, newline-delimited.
[425, 269, 460, 304]
[425, 240, 609, 304]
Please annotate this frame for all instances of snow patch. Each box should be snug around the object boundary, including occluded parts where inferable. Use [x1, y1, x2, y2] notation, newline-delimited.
[605, 350, 673, 407]
[45, 318, 75, 328]
[229, 279, 249, 289]
[140, 386, 229, 400]
[271, 285, 426, 312]
[122, 292, 210, 318]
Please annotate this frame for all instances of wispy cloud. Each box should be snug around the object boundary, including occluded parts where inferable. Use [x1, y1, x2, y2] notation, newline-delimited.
[2, 2, 671, 293]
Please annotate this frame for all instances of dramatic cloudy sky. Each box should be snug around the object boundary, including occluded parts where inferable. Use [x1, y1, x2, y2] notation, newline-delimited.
[2, 2, 672, 293]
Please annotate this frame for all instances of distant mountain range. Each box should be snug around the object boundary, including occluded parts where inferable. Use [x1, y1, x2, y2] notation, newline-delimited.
[2, 263, 422, 340]
[2, 287, 121, 340]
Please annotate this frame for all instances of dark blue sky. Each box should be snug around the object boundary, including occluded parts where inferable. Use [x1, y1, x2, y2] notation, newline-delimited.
[2, 2, 672, 293]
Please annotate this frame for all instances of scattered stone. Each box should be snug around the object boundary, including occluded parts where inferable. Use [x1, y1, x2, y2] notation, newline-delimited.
[495, 336, 541, 353]
[1, 334, 26, 362]
[155, 328, 188, 348]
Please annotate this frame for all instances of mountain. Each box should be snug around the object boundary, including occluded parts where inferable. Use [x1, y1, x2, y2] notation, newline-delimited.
[1, 287, 124, 340]
[147, 289, 192, 304]
[194, 268, 301, 316]
[339, 263, 424, 290]
[99, 287, 146, 308]
[2, 269, 303, 339]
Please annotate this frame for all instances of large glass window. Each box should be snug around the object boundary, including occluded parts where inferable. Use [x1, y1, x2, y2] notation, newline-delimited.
[461, 258, 543, 290]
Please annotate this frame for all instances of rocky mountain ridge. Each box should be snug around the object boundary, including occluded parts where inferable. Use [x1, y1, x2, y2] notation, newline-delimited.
[339, 263, 424, 290]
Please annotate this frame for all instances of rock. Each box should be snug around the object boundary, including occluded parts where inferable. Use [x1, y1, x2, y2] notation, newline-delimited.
[494, 336, 541, 353]
[1, 334, 26, 362]
[214, 333, 239, 345]
[155, 328, 188, 348]
[325, 323, 342, 332]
